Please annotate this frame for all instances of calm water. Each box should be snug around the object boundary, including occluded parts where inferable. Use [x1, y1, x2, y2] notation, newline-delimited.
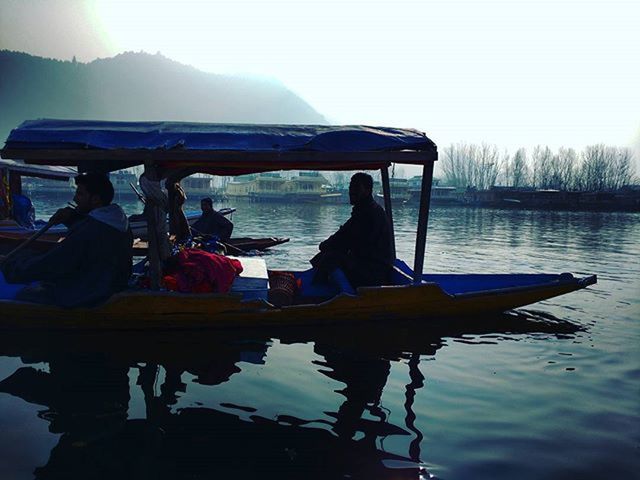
[1, 194, 639, 479]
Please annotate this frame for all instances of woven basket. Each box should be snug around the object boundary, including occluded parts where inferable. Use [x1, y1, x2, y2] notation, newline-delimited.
[268, 271, 297, 306]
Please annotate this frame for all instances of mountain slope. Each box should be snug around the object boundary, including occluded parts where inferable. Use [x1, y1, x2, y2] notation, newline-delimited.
[0, 50, 327, 143]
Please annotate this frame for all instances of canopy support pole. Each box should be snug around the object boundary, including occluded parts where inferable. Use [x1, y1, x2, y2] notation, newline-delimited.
[412, 162, 434, 283]
[381, 166, 396, 258]
[0, 168, 11, 219]
[143, 161, 162, 290]
[9, 171, 22, 196]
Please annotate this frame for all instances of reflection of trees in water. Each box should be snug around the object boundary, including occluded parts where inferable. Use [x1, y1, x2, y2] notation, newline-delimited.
[0, 312, 583, 479]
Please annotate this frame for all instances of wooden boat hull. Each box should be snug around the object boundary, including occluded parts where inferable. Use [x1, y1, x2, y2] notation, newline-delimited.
[129, 208, 236, 240]
[0, 230, 289, 255]
[0, 273, 596, 330]
[219, 237, 289, 252]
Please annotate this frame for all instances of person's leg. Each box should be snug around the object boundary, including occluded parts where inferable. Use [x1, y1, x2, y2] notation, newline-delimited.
[328, 268, 356, 295]
[15, 282, 55, 304]
[310, 250, 341, 284]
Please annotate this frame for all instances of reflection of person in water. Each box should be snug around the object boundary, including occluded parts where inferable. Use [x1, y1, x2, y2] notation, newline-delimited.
[136, 339, 270, 422]
[0, 353, 133, 478]
[313, 344, 391, 441]
[0, 315, 582, 478]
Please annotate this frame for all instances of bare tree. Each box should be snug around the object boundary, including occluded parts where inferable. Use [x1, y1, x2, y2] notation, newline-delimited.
[531, 145, 554, 188]
[550, 147, 577, 190]
[610, 147, 636, 189]
[442, 142, 501, 189]
[574, 145, 637, 191]
[507, 148, 530, 187]
[444, 142, 635, 192]
[578, 144, 609, 191]
[442, 143, 470, 187]
[473, 143, 500, 189]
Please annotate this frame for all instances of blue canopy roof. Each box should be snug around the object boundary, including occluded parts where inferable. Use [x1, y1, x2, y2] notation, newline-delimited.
[1, 119, 437, 175]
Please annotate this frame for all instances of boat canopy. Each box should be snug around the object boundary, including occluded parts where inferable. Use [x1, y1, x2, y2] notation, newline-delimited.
[1, 119, 437, 175]
[0, 158, 77, 180]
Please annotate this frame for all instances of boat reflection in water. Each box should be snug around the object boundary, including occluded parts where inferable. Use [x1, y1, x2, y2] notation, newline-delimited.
[0, 313, 583, 479]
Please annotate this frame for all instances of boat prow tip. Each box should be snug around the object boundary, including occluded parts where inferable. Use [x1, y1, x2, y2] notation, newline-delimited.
[579, 274, 597, 287]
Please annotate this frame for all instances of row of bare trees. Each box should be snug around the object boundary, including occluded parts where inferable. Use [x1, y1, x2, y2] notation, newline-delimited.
[441, 143, 502, 190]
[442, 143, 637, 191]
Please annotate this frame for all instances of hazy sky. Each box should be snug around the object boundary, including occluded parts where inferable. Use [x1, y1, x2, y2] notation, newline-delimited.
[1, 0, 639, 157]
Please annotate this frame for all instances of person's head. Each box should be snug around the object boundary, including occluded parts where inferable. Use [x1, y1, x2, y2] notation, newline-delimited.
[200, 197, 214, 214]
[349, 172, 373, 205]
[74, 173, 114, 213]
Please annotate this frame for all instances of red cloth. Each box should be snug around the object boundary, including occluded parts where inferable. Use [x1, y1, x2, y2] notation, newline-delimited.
[162, 249, 243, 294]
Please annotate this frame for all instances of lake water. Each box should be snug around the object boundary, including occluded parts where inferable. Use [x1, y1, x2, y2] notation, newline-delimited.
[1, 195, 639, 479]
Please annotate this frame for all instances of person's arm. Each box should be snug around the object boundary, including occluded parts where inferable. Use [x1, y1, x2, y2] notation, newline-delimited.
[203, 211, 232, 240]
[191, 217, 205, 235]
[219, 216, 233, 241]
[3, 221, 90, 284]
[192, 213, 216, 236]
[48, 207, 83, 228]
[319, 217, 355, 253]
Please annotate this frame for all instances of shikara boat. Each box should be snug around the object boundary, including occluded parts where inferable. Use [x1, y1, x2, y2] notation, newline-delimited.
[0, 210, 228, 241]
[0, 228, 289, 255]
[0, 158, 284, 253]
[129, 207, 235, 238]
[0, 119, 597, 330]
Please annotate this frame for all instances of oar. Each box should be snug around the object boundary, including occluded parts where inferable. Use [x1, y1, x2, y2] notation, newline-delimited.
[219, 240, 249, 256]
[130, 182, 146, 204]
[0, 221, 55, 267]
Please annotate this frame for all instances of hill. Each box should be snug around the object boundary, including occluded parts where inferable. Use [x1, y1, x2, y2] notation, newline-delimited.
[0, 50, 327, 144]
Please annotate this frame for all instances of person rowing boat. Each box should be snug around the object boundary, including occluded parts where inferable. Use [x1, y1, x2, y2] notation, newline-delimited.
[0, 173, 133, 307]
[191, 197, 234, 241]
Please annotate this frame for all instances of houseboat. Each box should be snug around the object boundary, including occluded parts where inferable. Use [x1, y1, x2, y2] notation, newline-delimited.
[376, 177, 411, 204]
[225, 174, 256, 200]
[248, 172, 288, 203]
[227, 172, 342, 203]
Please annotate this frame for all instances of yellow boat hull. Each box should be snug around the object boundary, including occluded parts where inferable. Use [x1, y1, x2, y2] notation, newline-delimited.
[0, 276, 595, 330]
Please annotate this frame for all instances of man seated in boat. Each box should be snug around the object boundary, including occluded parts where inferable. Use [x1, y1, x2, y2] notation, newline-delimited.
[311, 172, 393, 291]
[191, 197, 234, 241]
[0, 173, 133, 307]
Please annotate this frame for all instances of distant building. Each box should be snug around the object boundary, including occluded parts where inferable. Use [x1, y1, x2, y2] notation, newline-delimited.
[226, 172, 342, 203]
[226, 174, 257, 199]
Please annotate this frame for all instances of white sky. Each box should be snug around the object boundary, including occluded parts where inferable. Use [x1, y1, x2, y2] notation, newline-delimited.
[1, 0, 639, 162]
